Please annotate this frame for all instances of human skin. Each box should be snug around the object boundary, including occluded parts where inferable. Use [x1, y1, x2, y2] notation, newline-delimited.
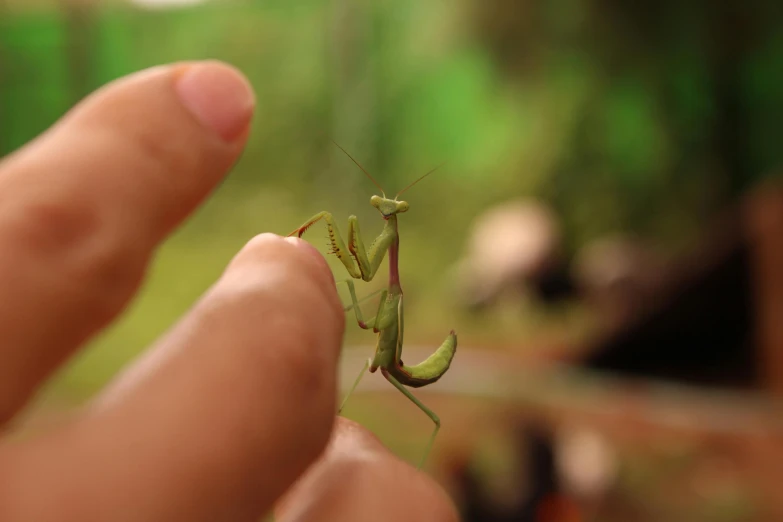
[0, 61, 458, 522]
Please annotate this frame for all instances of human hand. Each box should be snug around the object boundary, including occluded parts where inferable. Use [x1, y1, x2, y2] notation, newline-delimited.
[0, 61, 458, 522]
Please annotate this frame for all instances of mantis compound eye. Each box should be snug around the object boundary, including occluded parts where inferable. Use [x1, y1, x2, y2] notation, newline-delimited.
[370, 195, 382, 207]
[397, 201, 410, 213]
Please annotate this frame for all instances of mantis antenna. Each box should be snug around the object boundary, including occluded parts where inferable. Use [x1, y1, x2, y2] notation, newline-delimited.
[395, 163, 446, 199]
[331, 140, 387, 197]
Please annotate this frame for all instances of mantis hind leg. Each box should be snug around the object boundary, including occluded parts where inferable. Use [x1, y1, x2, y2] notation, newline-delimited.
[339, 358, 370, 414]
[381, 368, 440, 470]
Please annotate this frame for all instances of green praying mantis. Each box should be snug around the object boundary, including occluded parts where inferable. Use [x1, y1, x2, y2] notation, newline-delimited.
[288, 142, 458, 469]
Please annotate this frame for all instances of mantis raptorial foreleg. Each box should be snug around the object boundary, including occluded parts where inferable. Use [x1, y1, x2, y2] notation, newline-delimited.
[289, 212, 393, 282]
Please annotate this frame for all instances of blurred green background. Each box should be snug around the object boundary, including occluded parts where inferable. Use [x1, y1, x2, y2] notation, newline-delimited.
[2, 0, 783, 520]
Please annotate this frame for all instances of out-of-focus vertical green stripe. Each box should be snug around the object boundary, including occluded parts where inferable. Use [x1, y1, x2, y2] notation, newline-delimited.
[92, 7, 135, 86]
[0, 12, 69, 156]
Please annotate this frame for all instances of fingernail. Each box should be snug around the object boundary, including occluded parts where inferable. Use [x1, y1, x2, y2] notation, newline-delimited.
[175, 61, 255, 142]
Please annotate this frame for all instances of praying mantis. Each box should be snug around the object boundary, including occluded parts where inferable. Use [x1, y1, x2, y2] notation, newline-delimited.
[288, 142, 458, 469]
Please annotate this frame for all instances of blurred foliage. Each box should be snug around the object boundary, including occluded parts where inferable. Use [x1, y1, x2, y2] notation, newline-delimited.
[0, 0, 781, 408]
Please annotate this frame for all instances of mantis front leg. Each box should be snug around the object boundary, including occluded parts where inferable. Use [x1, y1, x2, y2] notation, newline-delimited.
[288, 212, 393, 282]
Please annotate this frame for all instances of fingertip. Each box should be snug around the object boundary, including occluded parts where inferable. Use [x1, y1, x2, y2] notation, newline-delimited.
[173, 61, 256, 142]
[235, 233, 324, 271]
[217, 232, 345, 383]
[229, 233, 341, 318]
[329, 417, 387, 459]
[284, 235, 336, 282]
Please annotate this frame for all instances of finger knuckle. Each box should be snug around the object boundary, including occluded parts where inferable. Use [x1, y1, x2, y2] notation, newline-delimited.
[9, 192, 100, 255]
[8, 193, 146, 320]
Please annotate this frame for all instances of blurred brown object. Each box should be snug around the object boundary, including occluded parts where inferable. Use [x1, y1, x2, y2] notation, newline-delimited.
[451, 199, 670, 322]
[452, 200, 568, 310]
[569, 179, 783, 519]
[446, 180, 783, 522]
[571, 235, 669, 332]
[745, 180, 783, 395]
[579, 181, 783, 391]
[447, 422, 576, 522]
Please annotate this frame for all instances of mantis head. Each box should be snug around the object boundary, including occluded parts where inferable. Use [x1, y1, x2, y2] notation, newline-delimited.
[371, 195, 409, 217]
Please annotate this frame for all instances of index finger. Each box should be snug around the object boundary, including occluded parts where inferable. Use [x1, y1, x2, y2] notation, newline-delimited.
[0, 61, 254, 423]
